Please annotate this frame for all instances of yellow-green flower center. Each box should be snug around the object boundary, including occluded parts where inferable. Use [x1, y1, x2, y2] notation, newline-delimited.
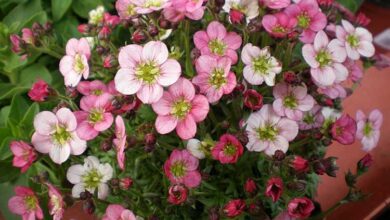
[92, 89, 103, 96]
[82, 169, 102, 189]
[144, 0, 162, 7]
[223, 144, 237, 156]
[208, 39, 226, 56]
[258, 125, 278, 141]
[127, 5, 136, 16]
[74, 54, 85, 73]
[135, 62, 160, 84]
[253, 56, 271, 75]
[24, 196, 38, 211]
[272, 25, 287, 34]
[347, 34, 359, 48]
[315, 50, 332, 68]
[303, 113, 315, 124]
[297, 13, 311, 29]
[283, 95, 298, 109]
[53, 125, 72, 145]
[88, 108, 104, 124]
[209, 68, 227, 89]
[171, 99, 191, 119]
[171, 161, 186, 178]
[363, 122, 372, 136]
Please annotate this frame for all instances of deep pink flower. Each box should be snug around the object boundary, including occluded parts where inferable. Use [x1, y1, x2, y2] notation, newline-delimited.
[331, 114, 357, 145]
[46, 184, 64, 220]
[164, 149, 202, 188]
[262, 12, 297, 38]
[193, 55, 237, 103]
[223, 199, 246, 218]
[102, 204, 136, 220]
[10, 141, 37, 173]
[261, 0, 291, 9]
[59, 38, 91, 87]
[10, 34, 22, 53]
[284, 0, 327, 43]
[103, 13, 120, 27]
[291, 156, 309, 172]
[28, 79, 50, 102]
[163, 0, 205, 22]
[152, 78, 209, 140]
[299, 104, 324, 130]
[32, 108, 87, 164]
[114, 115, 127, 170]
[356, 109, 383, 152]
[265, 177, 283, 202]
[302, 30, 348, 86]
[244, 89, 263, 110]
[22, 28, 35, 45]
[287, 197, 314, 218]
[194, 21, 242, 64]
[244, 178, 257, 194]
[355, 12, 371, 27]
[8, 186, 43, 220]
[211, 134, 243, 164]
[115, 41, 181, 104]
[74, 94, 114, 141]
[273, 83, 315, 121]
[168, 184, 188, 205]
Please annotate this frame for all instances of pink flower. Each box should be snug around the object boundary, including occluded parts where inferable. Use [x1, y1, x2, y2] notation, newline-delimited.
[287, 197, 314, 218]
[10, 141, 37, 173]
[246, 105, 299, 155]
[74, 94, 114, 141]
[10, 34, 22, 53]
[28, 79, 50, 102]
[46, 184, 64, 220]
[241, 44, 282, 86]
[77, 80, 111, 98]
[265, 177, 283, 202]
[302, 30, 348, 86]
[356, 109, 383, 152]
[272, 83, 315, 121]
[168, 184, 188, 205]
[223, 199, 246, 218]
[164, 149, 202, 188]
[8, 186, 43, 220]
[152, 78, 209, 140]
[115, 0, 138, 19]
[32, 108, 87, 164]
[290, 156, 309, 172]
[299, 104, 324, 130]
[134, 0, 171, 14]
[336, 20, 375, 60]
[344, 59, 363, 83]
[59, 38, 91, 87]
[102, 204, 136, 220]
[193, 55, 237, 103]
[244, 89, 263, 110]
[115, 41, 181, 104]
[284, 0, 327, 43]
[114, 116, 127, 170]
[331, 114, 357, 145]
[262, 12, 297, 38]
[163, 0, 205, 22]
[261, 0, 291, 9]
[317, 83, 346, 99]
[194, 21, 242, 64]
[22, 28, 35, 45]
[211, 134, 243, 164]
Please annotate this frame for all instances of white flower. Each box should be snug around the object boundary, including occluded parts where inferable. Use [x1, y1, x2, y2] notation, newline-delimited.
[89, 6, 105, 24]
[186, 139, 205, 159]
[321, 107, 341, 122]
[223, 0, 259, 22]
[85, 37, 95, 49]
[67, 156, 113, 200]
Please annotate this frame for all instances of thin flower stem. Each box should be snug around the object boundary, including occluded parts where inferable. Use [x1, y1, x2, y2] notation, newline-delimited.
[184, 20, 194, 77]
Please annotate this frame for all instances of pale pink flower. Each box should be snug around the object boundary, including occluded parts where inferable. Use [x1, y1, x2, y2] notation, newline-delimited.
[10, 34, 22, 54]
[114, 116, 127, 170]
[8, 186, 43, 220]
[59, 38, 91, 87]
[10, 141, 37, 173]
[241, 44, 282, 86]
[302, 30, 348, 86]
[46, 184, 65, 220]
[77, 80, 111, 97]
[299, 104, 324, 130]
[32, 108, 87, 164]
[222, 0, 259, 23]
[193, 55, 237, 103]
[74, 94, 114, 141]
[66, 156, 113, 200]
[336, 20, 375, 60]
[284, 0, 327, 43]
[163, 0, 205, 22]
[115, 41, 181, 104]
[272, 83, 315, 121]
[194, 21, 242, 64]
[356, 109, 383, 152]
[246, 105, 299, 155]
[262, 12, 297, 38]
[152, 78, 209, 140]
[134, 0, 171, 14]
[115, 0, 138, 19]
[164, 149, 202, 188]
[103, 204, 136, 220]
[344, 59, 363, 83]
[261, 0, 291, 9]
[317, 83, 346, 99]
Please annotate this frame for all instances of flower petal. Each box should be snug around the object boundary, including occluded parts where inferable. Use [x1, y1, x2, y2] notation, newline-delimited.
[31, 132, 52, 154]
[302, 44, 319, 68]
[67, 164, 85, 184]
[190, 95, 209, 122]
[155, 115, 178, 134]
[207, 21, 226, 40]
[114, 68, 142, 95]
[69, 133, 87, 155]
[176, 115, 197, 140]
[158, 59, 181, 86]
[49, 144, 71, 164]
[152, 91, 174, 115]
[142, 41, 168, 65]
[314, 31, 329, 51]
[168, 77, 195, 100]
[137, 84, 164, 104]
[34, 111, 57, 135]
[193, 31, 209, 49]
[56, 108, 77, 131]
[118, 45, 143, 68]
[277, 118, 299, 141]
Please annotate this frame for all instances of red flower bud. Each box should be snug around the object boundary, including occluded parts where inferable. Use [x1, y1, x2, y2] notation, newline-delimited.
[144, 133, 156, 146]
[132, 29, 146, 44]
[265, 177, 283, 202]
[10, 34, 23, 54]
[290, 156, 309, 173]
[229, 9, 245, 25]
[103, 13, 120, 27]
[355, 12, 371, 27]
[103, 55, 114, 68]
[119, 177, 133, 190]
[244, 178, 257, 194]
[357, 153, 373, 170]
[223, 199, 246, 218]
[168, 184, 188, 205]
[77, 24, 90, 35]
[28, 79, 49, 102]
[244, 89, 263, 110]
[21, 28, 35, 45]
[98, 26, 111, 40]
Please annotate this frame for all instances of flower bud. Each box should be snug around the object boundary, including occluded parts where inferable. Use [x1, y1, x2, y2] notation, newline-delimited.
[98, 26, 111, 40]
[132, 29, 146, 44]
[103, 55, 115, 68]
[244, 178, 257, 194]
[290, 156, 309, 172]
[10, 34, 23, 54]
[101, 138, 113, 152]
[144, 133, 156, 146]
[159, 18, 171, 29]
[287, 180, 306, 192]
[190, 48, 201, 61]
[345, 170, 356, 187]
[223, 199, 246, 218]
[355, 12, 371, 27]
[44, 22, 53, 32]
[21, 28, 35, 45]
[148, 25, 159, 37]
[229, 9, 245, 25]
[79, 191, 92, 200]
[120, 177, 133, 190]
[357, 153, 373, 174]
[28, 79, 49, 102]
[244, 89, 263, 111]
[168, 184, 188, 205]
[65, 86, 79, 98]
[273, 150, 285, 161]
[208, 207, 220, 220]
[78, 24, 90, 34]
[248, 19, 262, 33]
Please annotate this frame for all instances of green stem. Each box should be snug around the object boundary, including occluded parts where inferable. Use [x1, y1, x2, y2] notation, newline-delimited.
[32, 46, 63, 59]
[183, 20, 194, 77]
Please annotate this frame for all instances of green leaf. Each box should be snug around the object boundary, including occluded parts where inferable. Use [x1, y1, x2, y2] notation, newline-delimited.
[51, 0, 72, 21]
[53, 15, 81, 44]
[19, 63, 53, 87]
[0, 136, 14, 161]
[0, 159, 20, 183]
[8, 95, 29, 124]
[0, 83, 29, 100]
[72, 0, 102, 18]
[0, 106, 10, 126]
[336, 0, 364, 13]
[2, 0, 43, 31]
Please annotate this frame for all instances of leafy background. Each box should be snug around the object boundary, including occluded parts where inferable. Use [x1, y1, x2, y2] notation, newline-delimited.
[0, 0, 364, 219]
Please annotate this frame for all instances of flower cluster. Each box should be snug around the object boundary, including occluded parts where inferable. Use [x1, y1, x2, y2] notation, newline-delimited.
[6, 0, 384, 219]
